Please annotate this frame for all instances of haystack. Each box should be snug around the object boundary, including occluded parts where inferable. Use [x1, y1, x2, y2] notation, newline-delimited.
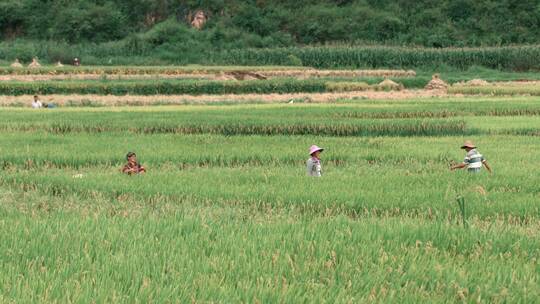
[226, 71, 267, 81]
[28, 58, 41, 68]
[10, 59, 23, 68]
[215, 72, 236, 81]
[425, 74, 448, 90]
[378, 78, 404, 90]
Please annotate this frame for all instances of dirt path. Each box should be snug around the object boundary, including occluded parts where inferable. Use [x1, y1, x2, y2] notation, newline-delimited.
[1, 90, 447, 107]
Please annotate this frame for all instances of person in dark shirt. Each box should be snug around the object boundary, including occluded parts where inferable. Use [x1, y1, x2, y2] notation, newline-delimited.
[122, 152, 146, 175]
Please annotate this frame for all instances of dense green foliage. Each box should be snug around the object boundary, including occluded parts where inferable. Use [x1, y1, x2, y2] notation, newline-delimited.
[220, 45, 540, 70]
[0, 1, 539, 69]
[0, 78, 427, 95]
[0, 79, 328, 96]
[0, 98, 539, 301]
[1, 0, 539, 46]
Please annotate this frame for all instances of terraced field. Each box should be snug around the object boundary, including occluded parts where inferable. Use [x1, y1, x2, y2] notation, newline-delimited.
[1, 93, 539, 302]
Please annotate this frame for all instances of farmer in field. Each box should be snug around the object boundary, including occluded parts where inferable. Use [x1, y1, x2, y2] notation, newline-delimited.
[307, 145, 324, 177]
[31, 95, 42, 108]
[122, 152, 146, 175]
[451, 140, 492, 174]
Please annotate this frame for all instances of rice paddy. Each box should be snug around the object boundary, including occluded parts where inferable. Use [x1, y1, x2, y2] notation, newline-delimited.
[0, 65, 539, 302]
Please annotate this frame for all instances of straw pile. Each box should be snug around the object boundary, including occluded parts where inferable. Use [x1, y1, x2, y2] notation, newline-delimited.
[425, 74, 448, 90]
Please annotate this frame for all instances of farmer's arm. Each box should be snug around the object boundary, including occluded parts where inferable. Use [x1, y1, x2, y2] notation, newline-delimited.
[482, 160, 492, 174]
[450, 163, 467, 170]
[122, 164, 134, 174]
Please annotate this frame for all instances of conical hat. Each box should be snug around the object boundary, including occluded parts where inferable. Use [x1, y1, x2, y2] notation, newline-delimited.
[461, 140, 476, 149]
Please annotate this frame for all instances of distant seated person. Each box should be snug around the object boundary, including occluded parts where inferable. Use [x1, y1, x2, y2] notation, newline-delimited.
[73, 57, 80, 66]
[32, 95, 42, 108]
[122, 152, 146, 175]
[32, 95, 56, 109]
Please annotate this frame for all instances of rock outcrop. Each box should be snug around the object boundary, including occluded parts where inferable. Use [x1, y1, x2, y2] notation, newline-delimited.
[191, 10, 207, 30]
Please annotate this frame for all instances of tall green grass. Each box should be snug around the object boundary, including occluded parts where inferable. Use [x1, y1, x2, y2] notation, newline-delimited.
[218, 45, 540, 70]
[2, 188, 539, 302]
[1, 97, 539, 302]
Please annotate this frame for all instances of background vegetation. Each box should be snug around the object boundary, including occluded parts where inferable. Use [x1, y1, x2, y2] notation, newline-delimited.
[0, 0, 538, 67]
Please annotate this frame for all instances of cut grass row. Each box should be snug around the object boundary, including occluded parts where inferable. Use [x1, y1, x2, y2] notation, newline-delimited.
[0, 65, 310, 75]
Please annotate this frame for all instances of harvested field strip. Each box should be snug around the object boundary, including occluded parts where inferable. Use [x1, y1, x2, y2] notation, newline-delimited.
[0, 74, 214, 81]
[0, 91, 448, 107]
[0, 69, 417, 79]
[449, 84, 540, 96]
[0, 65, 310, 75]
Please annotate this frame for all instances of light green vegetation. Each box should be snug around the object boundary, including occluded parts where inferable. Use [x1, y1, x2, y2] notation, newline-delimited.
[0, 98, 539, 135]
[449, 84, 540, 96]
[1, 96, 539, 302]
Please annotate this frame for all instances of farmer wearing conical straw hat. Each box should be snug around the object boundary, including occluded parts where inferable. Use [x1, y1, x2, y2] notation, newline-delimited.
[451, 140, 492, 174]
[307, 145, 324, 177]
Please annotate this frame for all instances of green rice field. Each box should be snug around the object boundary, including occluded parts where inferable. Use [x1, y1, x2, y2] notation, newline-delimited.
[1, 94, 539, 302]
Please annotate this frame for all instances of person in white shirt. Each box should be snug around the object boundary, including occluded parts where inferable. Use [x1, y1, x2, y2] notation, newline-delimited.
[31, 95, 42, 108]
[306, 145, 324, 177]
[451, 140, 492, 174]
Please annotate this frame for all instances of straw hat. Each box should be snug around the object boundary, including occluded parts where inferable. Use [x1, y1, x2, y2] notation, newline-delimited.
[461, 140, 476, 149]
[309, 145, 324, 155]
